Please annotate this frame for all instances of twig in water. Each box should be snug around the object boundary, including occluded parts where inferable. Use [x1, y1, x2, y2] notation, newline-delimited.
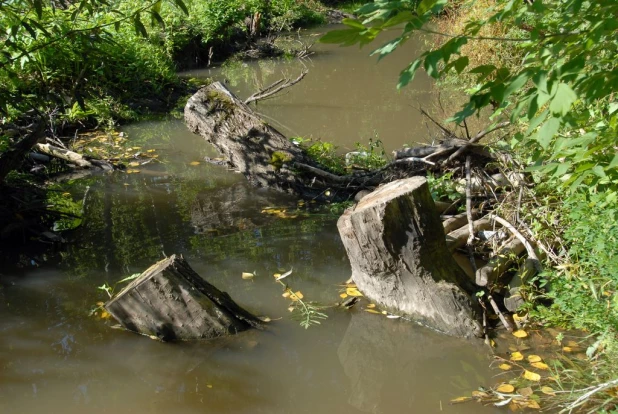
[244, 71, 307, 105]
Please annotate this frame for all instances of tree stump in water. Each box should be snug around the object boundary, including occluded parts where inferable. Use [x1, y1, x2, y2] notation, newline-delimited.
[337, 177, 482, 338]
[105, 255, 262, 341]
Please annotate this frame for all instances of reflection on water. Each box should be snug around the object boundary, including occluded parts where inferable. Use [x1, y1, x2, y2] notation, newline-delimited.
[181, 25, 468, 153]
[2, 35, 499, 413]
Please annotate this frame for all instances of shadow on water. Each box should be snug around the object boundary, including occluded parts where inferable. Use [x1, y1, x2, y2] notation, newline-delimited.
[1, 29, 501, 414]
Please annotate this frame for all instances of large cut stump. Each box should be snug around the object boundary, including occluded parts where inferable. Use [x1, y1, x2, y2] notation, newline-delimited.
[337, 177, 482, 338]
[105, 255, 262, 341]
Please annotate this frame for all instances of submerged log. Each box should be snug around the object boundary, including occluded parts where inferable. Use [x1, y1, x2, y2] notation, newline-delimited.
[105, 255, 262, 341]
[337, 177, 483, 338]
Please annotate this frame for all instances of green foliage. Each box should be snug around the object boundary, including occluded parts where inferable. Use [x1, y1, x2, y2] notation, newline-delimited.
[321, 0, 618, 200]
[349, 137, 388, 170]
[293, 137, 347, 174]
[426, 171, 463, 202]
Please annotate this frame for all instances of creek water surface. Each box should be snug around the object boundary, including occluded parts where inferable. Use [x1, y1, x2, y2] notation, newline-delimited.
[1, 26, 501, 414]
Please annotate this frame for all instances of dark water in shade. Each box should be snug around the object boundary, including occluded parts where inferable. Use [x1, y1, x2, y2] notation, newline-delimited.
[0, 26, 503, 414]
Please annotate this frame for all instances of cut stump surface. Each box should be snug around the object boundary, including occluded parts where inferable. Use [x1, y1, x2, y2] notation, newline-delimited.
[105, 255, 262, 341]
[337, 177, 482, 338]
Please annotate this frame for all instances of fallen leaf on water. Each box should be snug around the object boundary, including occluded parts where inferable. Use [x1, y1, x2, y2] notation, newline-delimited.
[472, 390, 489, 398]
[366, 303, 376, 309]
[128, 161, 140, 167]
[499, 363, 512, 371]
[512, 330, 529, 338]
[241, 272, 255, 280]
[289, 291, 304, 301]
[518, 386, 533, 397]
[96, 301, 105, 306]
[123, 183, 130, 186]
[339, 293, 348, 299]
[276, 268, 293, 281]
[527, 400, 541, 409]
[126, 169, 140, 174]
[523, 370, 541, 382]
[100, 311, 111, 319]
[282, 291, 291, 298]
[531, 361, 549, 370]
[147, 149, 156, 153]
[189, 161, 200, 166]
[562, 346, 573, 352]
[494, 398, 512, 407]
[541, 386, 556, 396]
[496, 384, 515, 393]
[381, 310, 388, 315]
[386, 314, 400, 319]
[206, 384, 213, 389]
[273, 273, 281, 279]
[510, 351, 524, 361]
[259, 316, 271, 322]
[450, 396, 472, 404]
[346, 287, 363, 297]
[287, 306, 294, 312]
[365, 309, 381, 314]
[527, 355, 542, 363]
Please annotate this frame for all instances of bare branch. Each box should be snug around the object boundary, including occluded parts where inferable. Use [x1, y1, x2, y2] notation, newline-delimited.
[245, 71, 307, 105]
[444, 121, 510, 165]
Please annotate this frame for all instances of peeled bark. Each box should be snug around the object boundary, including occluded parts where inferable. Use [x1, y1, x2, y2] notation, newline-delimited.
[105, 255, 262, 341]
[337, 177, 482, 338]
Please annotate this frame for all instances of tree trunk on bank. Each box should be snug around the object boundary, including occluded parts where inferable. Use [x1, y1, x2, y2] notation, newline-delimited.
[337, 177, 482, 338]
[105, 255, 262, 341]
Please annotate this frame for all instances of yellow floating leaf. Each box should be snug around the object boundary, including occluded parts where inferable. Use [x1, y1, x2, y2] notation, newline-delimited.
[510, 351, 524, 361]
[100, 311, 111, 319]
[512, 330, 529, 338]
[150, 154, 159, 158]
[513, 313, 527, 321]
[518, 386, 533, 397]
[128, 161, 140, 167]
[96, 301, 105, 307]
[346, 287, 363, 297]
[206, 384, 213, 389]
[490, 339, 496, 347]
[287, 306, 294, 312]
[496, 383, 515, 393]
[531, 361, 549, 370]
[541, 386, 556, 396]
[381, 310, 388, 315]
[523, 370, 541, 382]
[147, 149, 156, 153]
[339, 293, 348, 299]
[366, 303, 376, 309]
[365, 309, 381, 314]
[282, 291, 291, 298]
[472, 390, 489, 398]
[273, 273, 281, 279]
[499, 363, 513, 371]
[189, 161, 201, 166]
[131, 147, 141, 150]
[508, 345, 519, 352]
[259, 316, 271, 322]
[289, 291, 304, 301]
[562, 346, 573, 352]
[241, 272, 255, 280]
[527, 355, 542, 363]
[123, 183, 130, 186]
[527, 400, 541, 409]
[450, 396, 472, 404]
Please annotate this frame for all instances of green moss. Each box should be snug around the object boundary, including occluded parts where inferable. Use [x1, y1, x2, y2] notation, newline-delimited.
[270, 151, 293, 169]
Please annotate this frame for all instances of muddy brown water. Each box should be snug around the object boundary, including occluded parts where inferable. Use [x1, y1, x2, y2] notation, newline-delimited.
[1, 26, 502, 414]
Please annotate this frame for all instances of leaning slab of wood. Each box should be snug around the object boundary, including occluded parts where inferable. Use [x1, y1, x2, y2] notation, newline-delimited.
[105, 255, 262, 341]
[337, 177, 483, 338]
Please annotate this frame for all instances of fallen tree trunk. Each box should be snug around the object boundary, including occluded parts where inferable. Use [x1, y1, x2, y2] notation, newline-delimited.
[105, 255, 262, 341]
[184, 82, 421, 201]
[0, 121, 46, 184]
[337, 177, 483, 338]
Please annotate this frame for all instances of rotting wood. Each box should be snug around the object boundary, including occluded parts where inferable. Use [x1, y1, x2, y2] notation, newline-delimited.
[446, 216, 493, 252]
[442, 212, 474, 234]
[337, 177, 483, 338]
[105, 254, 262, 341]
[475, 236, 526, 287]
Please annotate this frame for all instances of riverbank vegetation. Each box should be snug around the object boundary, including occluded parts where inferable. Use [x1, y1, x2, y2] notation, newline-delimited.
[322, 0, 617, 411]
[0, 0, 342, 259]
